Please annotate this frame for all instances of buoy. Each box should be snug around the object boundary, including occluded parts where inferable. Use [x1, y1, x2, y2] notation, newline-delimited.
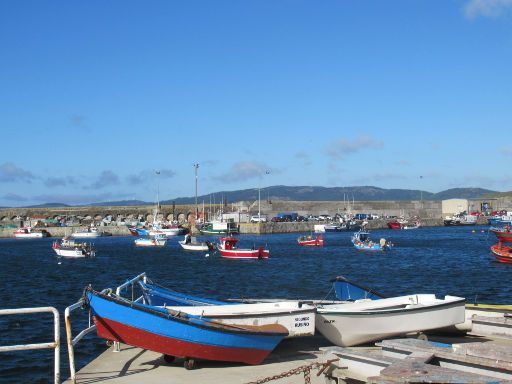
[58, 262, 62, 265]
[205, 254, 209, 258]
[472, 230, 476, 233]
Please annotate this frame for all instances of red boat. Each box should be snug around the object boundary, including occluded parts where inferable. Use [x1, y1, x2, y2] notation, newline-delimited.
[491, 242, 512, 264]
[387, 221, 402, 230]
[217, 237, 269, 259]
[491, 226, 512, 243]
[297, 235, 324, 247]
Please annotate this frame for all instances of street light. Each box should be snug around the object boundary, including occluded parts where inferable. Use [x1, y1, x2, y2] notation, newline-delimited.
[258, 170, 271, 219]
[420, 175, 423, 201]
[193, 163, 199, 221]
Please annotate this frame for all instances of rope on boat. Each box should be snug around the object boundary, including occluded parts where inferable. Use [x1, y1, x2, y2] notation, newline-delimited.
[244, 359, 338, 384]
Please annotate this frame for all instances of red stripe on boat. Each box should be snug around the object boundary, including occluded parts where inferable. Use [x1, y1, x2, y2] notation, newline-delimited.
[93, 316, 272, 364]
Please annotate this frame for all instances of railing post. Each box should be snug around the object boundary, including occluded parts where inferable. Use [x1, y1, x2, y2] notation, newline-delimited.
[0, 307, 60, 384]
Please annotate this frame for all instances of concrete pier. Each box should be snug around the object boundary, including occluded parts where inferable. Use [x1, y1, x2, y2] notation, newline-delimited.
[64, 336, 331, 384]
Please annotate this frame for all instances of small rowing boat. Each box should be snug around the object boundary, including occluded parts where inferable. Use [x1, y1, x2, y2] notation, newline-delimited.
[82, 287, 288, 368]
[297, 234, 324, 246]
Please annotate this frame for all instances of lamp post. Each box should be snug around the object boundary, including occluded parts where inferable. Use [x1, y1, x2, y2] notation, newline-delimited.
[258, 170, 270, 219]
[193, 163, 199, 222]
[155, 170, 160, 210]
[420, 175, 423, 201]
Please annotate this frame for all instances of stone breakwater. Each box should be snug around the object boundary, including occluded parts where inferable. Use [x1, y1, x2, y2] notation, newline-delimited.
[1, 217, 489, 238]
[0, 226, 131, 238]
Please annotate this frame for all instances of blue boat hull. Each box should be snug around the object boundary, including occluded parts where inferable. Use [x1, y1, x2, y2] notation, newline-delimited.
[85, 289, 287, 365]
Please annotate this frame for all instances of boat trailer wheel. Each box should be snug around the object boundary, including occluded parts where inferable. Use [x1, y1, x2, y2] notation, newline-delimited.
[163, 354, 175, 364]
[184, 358, 196, 370]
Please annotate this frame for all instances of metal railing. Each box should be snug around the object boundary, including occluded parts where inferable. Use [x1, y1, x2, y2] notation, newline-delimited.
[0, 307, 60, 384]
[65, 298, 96, 384]
[65, 273, 147, 384]
[115, 272, 147, 300]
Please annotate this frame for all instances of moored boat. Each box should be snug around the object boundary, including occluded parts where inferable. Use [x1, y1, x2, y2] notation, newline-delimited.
[134, 233, 167, 247]
[52, 237, 95, 258]
[217, 237, 269, 259]
[199, 221, 239, 235]
[315, 294, 466, 347]
[13, 226, 49, 238]
[443, 214, 477, 226]
[490, 226, 512, 243]
[178, 234, 214, 251]
[297, 234, 324, 246]
[491, 242, 512, 264]
[351, 231, 391, 251]
[71, 226, 111, 238]
[82, 287, 288, 367]
[129, 277, 316, 338]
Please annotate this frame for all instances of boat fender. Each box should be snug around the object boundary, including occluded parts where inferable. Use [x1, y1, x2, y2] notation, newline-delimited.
[258, 246, 264, 259]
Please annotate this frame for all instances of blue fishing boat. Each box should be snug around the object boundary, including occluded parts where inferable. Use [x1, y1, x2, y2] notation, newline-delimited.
[351, 230, 391, 251]
[139, 280, 230, 307]
[331, 276, 385, 301]
[83, 287, 288, 368]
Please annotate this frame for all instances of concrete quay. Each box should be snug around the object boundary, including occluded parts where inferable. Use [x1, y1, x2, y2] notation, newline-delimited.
[64, 336, 331, 384]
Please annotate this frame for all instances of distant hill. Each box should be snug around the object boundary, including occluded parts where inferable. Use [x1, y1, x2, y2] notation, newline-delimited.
[2, 186, 498, 209]
[161, 185, 497, 205]
[432, 188, 497, 200]
[25, 202, 71, 208]
[84, 200, 153, 207]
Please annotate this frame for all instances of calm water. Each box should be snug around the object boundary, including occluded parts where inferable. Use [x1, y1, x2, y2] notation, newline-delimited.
[0, 226, 509, 383]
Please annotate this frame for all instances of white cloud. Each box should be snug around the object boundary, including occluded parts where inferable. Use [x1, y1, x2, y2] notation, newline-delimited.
[464, 0, 512, 19]
[214, 162, 272, 183]
[0, 162, 35, 183]
[326, 135, 384, 160]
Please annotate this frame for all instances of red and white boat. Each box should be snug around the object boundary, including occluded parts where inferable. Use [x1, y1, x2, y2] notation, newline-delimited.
[491, 242, 512, 264]
[297, 234, 324, 247]
[491, 226, 512, 243]
[14, 227, 49, 238]
[217, 237, 269, 259]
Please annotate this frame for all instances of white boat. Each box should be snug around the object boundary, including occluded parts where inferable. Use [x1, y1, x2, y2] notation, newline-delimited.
[134, 233, 167, 247]
[149, 225, 184, 238]
[71, 226, 110, 238]
[315, 294, 465, 347]
[13, 227, 49, 238]
[178, 234, 214, 251]
[52, 237, 95, 258]
[164, 301, 316, 338]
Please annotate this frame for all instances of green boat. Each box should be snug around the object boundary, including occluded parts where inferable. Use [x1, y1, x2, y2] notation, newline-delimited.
[198, 221, 239, 235]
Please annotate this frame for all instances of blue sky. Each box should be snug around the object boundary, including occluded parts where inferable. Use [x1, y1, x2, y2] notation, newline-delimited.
[1, 0, 511, 206]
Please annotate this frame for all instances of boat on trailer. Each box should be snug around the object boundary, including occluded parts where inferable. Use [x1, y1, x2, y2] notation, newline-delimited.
[134, 278, 316, 338]
[315, 294, 465, 347]
[297, 234, 324, 246]
[217, 237, 269, 259]
[82, 287, 288, 368]
[52, 237, 95, 258]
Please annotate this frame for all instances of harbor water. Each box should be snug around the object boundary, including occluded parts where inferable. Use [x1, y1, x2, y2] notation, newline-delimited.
[0, 226, 509, 383]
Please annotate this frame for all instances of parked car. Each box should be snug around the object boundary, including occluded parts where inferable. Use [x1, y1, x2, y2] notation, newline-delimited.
[250, 215, 268, 223]
[297, 215, 308, 222]
[271, 216, 284, 222]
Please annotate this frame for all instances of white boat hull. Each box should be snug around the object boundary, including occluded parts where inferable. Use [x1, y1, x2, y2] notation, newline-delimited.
[166, 302, 316, 338]
[150, 228, 182, 237]
[14, 233, 45, 238]
[53, 248, 95, 258]
[134, 238, 167, 247]
[178, 240, 211, 251]
[316, 294, 465, 347]
[71, 232, 101, 238]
